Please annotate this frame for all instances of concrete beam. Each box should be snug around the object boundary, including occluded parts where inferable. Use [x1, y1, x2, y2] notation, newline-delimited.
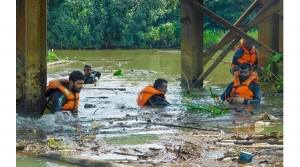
[184, 0, 277, 55]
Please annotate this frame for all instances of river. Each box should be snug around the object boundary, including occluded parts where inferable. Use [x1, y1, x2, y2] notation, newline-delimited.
[16, 49, 283, 166]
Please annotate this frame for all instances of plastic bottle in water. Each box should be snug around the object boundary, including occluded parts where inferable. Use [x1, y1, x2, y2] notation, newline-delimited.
[91, 121, 106, 129]
[63, 126, 78, 132]
[254, 121, 265, 128]
[115, 102, 125, 109]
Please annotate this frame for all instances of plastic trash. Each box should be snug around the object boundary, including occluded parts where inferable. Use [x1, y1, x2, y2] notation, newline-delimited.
[115, 102, 125, 109]
[62, 111, 74, 122]
[62, 126, 78, 132]
[35, 114, 56, 131]
[181, 98, 192, 104]
[91, 121, 106, 129]
[255, 127, 264, 133]
[238, 151, 254, 163]
[84, 103, 96, 108]
[54, 112, 64, 122]
[255, 121, 271, 128]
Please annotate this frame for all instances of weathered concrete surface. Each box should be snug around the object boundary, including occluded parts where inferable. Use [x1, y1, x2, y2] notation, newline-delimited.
[16, 0, 47, 112]
[180, 0, 204, 87]
[258, 0, 283, 68]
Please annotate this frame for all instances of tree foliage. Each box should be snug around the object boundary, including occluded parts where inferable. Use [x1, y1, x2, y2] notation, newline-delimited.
[47, 0, 256, 49]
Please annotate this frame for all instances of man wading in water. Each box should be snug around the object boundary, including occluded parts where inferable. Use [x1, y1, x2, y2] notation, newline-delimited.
[137, 78, 170, 107]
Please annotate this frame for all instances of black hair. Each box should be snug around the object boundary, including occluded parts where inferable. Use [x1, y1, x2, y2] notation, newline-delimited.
[239, 63, 252, 71]
[153, 78, 168, 89]
[69, 71, 85, 82]
[84, 64, 92, 71]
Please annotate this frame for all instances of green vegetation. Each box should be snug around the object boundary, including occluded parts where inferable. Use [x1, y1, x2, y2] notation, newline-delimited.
[47, 49, 69, 62]
[47, 49, 59, 62]
[47, 0, 257, 49]
[203, 29, 227, 49]
[261, 52, 283, 93]
[113, 69, 124, 76]
[182, 87, 229, 117]
[186, 104, 229, 117]
[46, 138, 63, 148]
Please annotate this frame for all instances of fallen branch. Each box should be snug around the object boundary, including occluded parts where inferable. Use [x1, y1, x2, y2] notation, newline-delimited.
[139, 122, 234, 133]
[58, 149, 77, 152]
[220, 140, 283, 145]
[112, 152, 152, 158]
[241, 145, 283, 149]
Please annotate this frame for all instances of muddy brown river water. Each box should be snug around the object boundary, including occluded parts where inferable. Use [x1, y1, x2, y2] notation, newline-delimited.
[16, 49, 283, 166]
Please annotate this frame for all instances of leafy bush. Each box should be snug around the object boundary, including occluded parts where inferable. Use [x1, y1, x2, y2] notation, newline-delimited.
[261, 52, 283, 92]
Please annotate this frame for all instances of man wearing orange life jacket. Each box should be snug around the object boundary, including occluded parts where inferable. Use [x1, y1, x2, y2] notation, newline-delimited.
[230, 39, 263, 75]
[220, 63, 261, 105]
[40, 71, 84, 117]
[137, 78, 170, 107]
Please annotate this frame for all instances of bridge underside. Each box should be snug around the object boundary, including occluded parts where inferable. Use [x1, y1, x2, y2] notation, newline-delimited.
[180, 0, 282, 87]
[16, 0, 283, 112]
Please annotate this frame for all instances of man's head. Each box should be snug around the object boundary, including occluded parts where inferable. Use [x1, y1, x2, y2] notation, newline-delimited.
[153, 78, 168, 94]
[238, 63, 252, 80]
[69, 71, 85, 93]
[243, 40, 254, 51]
[84, 64, 92, 77]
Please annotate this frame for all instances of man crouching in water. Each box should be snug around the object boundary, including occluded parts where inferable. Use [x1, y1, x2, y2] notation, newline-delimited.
[40, 71, 84, 118]
[137, 78, 170, 107]
[219, 63, 261, 105]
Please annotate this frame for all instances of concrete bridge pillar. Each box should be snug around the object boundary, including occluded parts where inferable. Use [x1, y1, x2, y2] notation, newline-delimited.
[16, 0, 47, 112]
[258, 0, 283, 70]
[180, 0, 204, 88]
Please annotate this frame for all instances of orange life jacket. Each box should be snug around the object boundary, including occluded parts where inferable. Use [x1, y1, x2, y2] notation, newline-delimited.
[226, 71, 258, 101]
[45, 79, 79, 112]
[230, 42, 257, 67]
[136, 85, 166, 106]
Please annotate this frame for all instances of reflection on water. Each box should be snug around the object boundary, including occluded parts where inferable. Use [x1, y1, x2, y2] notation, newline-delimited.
[48, 49, 234, 86]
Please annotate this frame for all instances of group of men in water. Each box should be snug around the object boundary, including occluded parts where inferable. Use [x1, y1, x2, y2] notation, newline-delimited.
[41, 39, 262, 118]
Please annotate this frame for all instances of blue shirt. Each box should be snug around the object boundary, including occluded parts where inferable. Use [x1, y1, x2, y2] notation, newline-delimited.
[144, 94, 170, 106]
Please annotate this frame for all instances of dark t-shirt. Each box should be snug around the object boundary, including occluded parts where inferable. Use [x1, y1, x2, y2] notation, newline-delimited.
[84, 71, 101, 84]
[42, 89, 68, 115]
[232, 48, 258, 68]
[144, 94, 170, 106]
